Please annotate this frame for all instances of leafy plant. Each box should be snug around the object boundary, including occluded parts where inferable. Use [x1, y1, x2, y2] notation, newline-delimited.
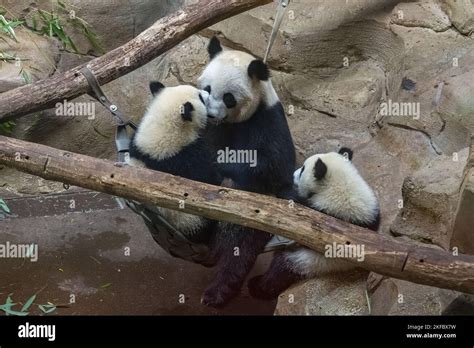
[0, 198, 10, 213]
[33, 9, 78, 52]
[29, 1, 104, 54]
[19, 68, 32, 84]
[0, 14, 23, 42]
[0, 293, 58, 316]
[0, 51, 15, 61]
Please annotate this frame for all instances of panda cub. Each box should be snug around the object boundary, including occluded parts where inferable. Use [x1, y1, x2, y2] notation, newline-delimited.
[248, 147, 380, 299]
[129, 82, 221, 243]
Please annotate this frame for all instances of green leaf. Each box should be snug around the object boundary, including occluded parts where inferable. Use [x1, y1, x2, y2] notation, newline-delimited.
[0, 295, 29, 316]
[0, 199, 10, 213]
[51, 23, 67, 42]
[8, 20, 24, 29]
[38, 303, 56, 314]
[3, 294, 14, 316]
[0, 15, 19, 42]
[19, 69, 32, 84]
[44, 306, 56, 314]
[37, 9, 51, 22]
[67, 35, 78, 52]
[21, 294, 36, 312]
[0, 121, 15, 135]
[100, 283, 111, 289]
[6, 294, 13, 305]
[32, 15, 37, 30]
[2, 307, 29, 316]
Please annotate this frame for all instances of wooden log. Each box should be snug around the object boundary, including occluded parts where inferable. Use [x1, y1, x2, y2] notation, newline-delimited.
[0, 135, 473, 294]
[0, 0, 271, 122]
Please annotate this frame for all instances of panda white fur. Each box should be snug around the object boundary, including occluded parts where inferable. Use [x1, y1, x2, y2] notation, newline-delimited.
[197, 37, 297, 307]
[129, 82, 221, 243]
[248, 147, 380, 299]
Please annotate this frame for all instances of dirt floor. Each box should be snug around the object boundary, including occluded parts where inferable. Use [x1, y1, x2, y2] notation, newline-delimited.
[0, 189, 277, 315]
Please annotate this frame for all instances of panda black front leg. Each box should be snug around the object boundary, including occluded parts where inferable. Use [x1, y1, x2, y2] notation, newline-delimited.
[248, 250, 303, 300]
[201, 223, 272, 307]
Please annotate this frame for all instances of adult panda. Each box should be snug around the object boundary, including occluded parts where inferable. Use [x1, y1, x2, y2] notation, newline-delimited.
[248, 147, 380, 299]
[128, 82, 221, 250]
[197, 37, 296, 307]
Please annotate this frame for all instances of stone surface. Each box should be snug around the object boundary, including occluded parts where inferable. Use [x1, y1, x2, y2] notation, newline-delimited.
[0, 28, 59, 92]
[387, 280, 459, 315]
[452, 167, 474, 254]
[391, 147, 470, 249]
[367, 273, 398, 315]
[391, 1, 451, 32]
[275, 270, 370, 315]
[386, 25, 474, 153]
[441, 0, 474, 35]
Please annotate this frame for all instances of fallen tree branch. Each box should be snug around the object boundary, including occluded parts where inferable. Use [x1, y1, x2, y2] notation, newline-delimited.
[0, 0, 271, 123]
[0, 135, 473, 294]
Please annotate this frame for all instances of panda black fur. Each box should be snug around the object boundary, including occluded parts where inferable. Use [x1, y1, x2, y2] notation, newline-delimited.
[199, 37, 295, 195]
[197, 37, 296, 307]
[248, 147, 380, 299]
[129, 82, 221, 243]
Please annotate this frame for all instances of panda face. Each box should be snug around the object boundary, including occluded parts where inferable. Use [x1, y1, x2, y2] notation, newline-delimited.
[294, 154, 331, 199]
[149, 85, 209, 130]
[198, 37, 276, 124]
[293, 148, 379, 225]
[294, 147, 356, 198]
[134, 84, 210, 160]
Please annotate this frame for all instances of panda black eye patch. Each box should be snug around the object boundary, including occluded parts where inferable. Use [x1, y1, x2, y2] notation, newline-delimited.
[223, 93, 237, 108]
[300, 165, 305, 178]
[199, 93, 205, 105]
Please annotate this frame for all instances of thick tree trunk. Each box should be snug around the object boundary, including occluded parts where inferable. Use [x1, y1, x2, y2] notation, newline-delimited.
[0, 135, 473, 294]
[0, 0, 271, 122]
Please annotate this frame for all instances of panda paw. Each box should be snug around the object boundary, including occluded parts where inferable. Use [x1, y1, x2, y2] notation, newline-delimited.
[201, 283, 239, 308]
[247, 275, 279, 300]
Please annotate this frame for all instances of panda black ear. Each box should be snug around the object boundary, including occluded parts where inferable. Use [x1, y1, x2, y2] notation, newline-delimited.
[339, 147, 353, 161]
[180, 102, 194, 122]
[150, 81, 165, 96]
[313, 158, 327, 180]
[208, 36, 223, 60]
[248, 59, 270, 81]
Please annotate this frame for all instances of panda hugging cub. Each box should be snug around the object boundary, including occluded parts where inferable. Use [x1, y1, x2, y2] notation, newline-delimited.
[249, 148, 380, 299]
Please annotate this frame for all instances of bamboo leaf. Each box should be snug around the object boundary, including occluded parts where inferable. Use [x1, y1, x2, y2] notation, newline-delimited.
[2, 307, 29, 316]
[21, 294, 36, 312]
[0, 198, 10, 213]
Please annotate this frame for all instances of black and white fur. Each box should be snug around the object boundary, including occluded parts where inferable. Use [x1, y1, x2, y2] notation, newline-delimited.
[248, 147, 380, 299]
[198, 37, 296, 307]
[129, 82, 220, 243]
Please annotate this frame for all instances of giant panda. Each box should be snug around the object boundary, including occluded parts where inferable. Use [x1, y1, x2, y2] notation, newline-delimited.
[248, 147, 380, 299]
[129, 82, 221, 244]
[197, 37, 296, 307]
